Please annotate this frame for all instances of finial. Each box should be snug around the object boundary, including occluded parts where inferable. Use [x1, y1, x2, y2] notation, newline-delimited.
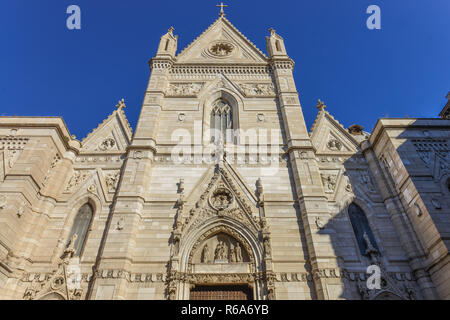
[115, 98, 126, 110]
[269, 28, 276, 36]
[317, 99, 326, 111]
[217, 2, 228, 17]
[168, 26, 174, 35]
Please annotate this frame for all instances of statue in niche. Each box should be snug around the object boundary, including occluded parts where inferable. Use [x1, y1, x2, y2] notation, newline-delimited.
[214, 241, 228, 261]
[229, 247, 236, 263]
[235, 242, 243, 262]
[201, 244, 210, 264]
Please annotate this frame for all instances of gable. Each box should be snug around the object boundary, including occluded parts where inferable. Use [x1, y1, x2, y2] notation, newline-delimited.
[310, 111, 359, 154]
[81, 107, 132, 153]
[176, 17, 267, 64]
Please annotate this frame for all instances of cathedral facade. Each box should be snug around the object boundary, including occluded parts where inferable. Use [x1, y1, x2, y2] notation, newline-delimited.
[0, 13, 449, 300]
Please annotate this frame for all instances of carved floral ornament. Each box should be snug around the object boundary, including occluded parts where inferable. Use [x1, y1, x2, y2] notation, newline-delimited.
[327, 139, 343, 151]
[98, 138, 116, 151]
[209, 187, 234, 211]
[208, 41, 235, 57]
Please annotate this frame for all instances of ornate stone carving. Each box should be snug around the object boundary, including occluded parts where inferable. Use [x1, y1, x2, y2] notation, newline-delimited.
[105, 170, 120, 193]
[64, 170, 90, 193]
[209, 42, 234, 57]
[177, 113, 186, 122]
[257, 113, 265, 122]
[166, 82, 204, 96]
[24, 258, 84, 301]
[209, 187, 233, 211]
[315, 217, 325, 230]
[43, 153, 61, 186]
[358, 170, 376, 192]
[201, 244, 211, 263]
[238, 83, 276, 97]
[87, 184, 97, 194]
[321, 173, 337, 193]
[327, 139, 343, 151]
[99, 138, 116, 151]
[214, 241, 228, 262]
[62, 234, 78, 261]
[188, 225, 255, 267]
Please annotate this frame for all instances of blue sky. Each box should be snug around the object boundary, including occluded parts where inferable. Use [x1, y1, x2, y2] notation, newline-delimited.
[1, 0, 449, 139]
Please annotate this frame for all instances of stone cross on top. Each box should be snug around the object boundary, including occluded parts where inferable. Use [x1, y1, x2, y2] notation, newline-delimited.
[217, 2, 228, 17]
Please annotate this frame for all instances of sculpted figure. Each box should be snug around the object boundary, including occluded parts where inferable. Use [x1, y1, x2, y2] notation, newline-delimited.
[64, 234, 78, 259]
[220, 241, 228, 260]
[235, 242, 243, 262]
[229, 247, 236, 263]
[201, 244, 210, 263]
[214, 242, 222, 260]
[363, 232, 378, 255]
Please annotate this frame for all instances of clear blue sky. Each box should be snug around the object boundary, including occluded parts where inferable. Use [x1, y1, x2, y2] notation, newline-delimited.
[1, 0, 449, 139]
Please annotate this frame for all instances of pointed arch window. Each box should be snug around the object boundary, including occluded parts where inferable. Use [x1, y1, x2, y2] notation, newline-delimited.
[348, 203, 379, 256]
[210, 100, 234, 144]
[67, 203, 93, 257]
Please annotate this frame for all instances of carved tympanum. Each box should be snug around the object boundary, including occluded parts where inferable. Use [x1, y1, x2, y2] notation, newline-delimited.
[192, 232, 248, 264]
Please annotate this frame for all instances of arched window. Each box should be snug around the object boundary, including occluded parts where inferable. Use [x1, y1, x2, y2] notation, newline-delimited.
[210, 100, 233, 144]
[348, 203, 379, 256]
[67, 203, 93, 257]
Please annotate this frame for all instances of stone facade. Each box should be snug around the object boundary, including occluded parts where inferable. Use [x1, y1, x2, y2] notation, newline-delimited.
[0, 14, 449, 300]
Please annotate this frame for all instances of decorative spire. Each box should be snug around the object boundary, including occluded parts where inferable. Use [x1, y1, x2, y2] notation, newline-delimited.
[217, 2, 228, 17]
[269, 28, 276, 36]
[317, 99, 326, 111]
[115, 98, 126, 110]
[168, 26, 174, 35]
